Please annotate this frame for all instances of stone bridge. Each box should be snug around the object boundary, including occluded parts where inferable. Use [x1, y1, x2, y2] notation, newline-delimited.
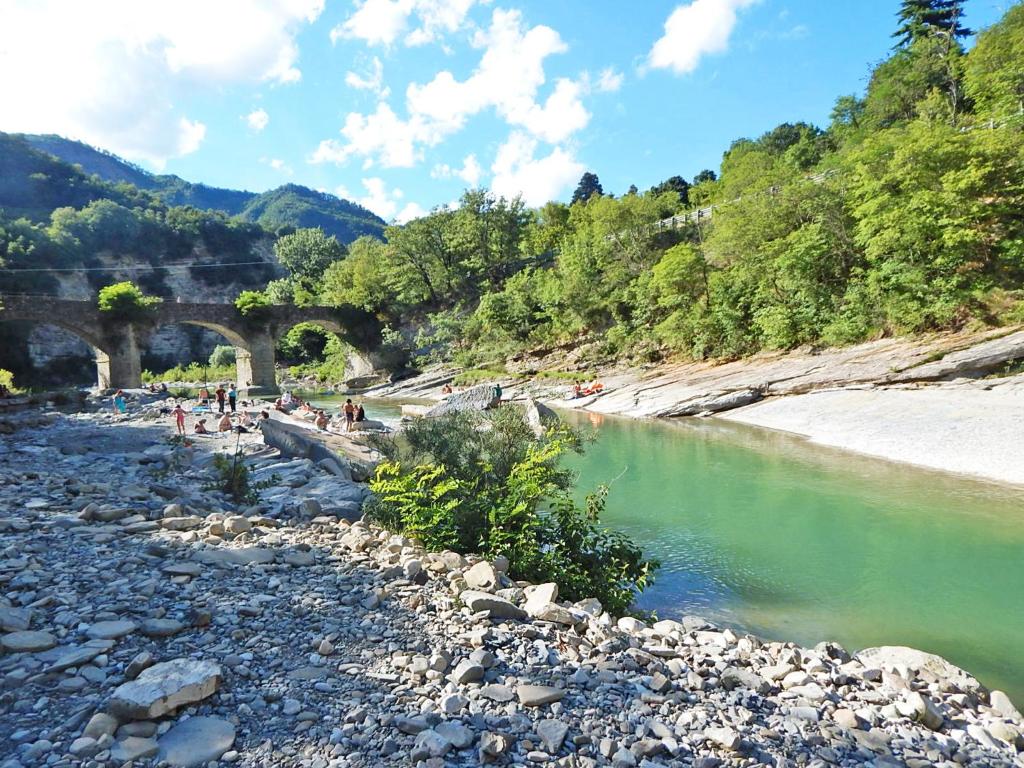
[0, 295, 381, 393]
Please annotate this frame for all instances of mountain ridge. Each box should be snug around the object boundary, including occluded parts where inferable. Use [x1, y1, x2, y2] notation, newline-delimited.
[14, 133, 385, 243]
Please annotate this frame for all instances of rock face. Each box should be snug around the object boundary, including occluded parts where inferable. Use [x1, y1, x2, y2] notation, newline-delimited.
[108, 659, 222, 719]
[426, 384, 500, 417]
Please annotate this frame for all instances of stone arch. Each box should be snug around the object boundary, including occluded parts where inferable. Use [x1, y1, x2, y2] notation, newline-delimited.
[145, 319, 262, 393]
[0, 311, 126, 389]
[272, 315, 379, 383]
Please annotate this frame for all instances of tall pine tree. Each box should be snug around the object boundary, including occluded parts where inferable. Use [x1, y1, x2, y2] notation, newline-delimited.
[571, 172, 603, 204]
[893, 0, 971, 48]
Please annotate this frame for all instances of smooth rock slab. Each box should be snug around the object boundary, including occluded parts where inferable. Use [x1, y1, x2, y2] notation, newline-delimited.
[194, 547, 276, 567]
[1, 630, 56, 653]
[86, 620, 137, 640]
[460, 590, 526, 620]
[139, 618, 186, 638]
[157, 716, 235, 767]
[537, 719, 569, 752]
[109, 659, 222, 719]
[517, 685, 565, 707]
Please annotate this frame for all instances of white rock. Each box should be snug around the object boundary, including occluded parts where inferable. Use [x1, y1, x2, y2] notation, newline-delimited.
[109, 659, 222, 719]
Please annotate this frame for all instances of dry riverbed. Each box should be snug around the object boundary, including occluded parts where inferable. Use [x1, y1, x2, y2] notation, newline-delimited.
[0, 404, 1022, 768]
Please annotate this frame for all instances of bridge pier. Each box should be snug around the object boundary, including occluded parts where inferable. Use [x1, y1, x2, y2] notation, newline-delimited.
[237, 334, 279, 396]
[94, 329, 142, 390]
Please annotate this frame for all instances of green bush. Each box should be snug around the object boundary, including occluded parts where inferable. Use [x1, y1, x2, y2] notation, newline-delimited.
[234, 290, 272, 321]
[142, 361, 235, 384]
[366, 407, 657, 614]
[0, 369, 18, 393]
[208, 345, 236, 368]
[97, 281, 161, 322]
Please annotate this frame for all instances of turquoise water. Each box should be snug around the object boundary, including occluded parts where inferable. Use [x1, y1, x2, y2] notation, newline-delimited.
[306, 394, 1024, 702]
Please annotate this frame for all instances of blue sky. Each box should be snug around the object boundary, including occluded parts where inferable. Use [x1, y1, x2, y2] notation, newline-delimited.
[0, 0, 1011, 221]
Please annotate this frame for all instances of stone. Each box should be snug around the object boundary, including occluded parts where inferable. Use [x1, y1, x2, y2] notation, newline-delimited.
[126, 651, 155, 680]
[612, 747, 637, 767]
[704, 726, 742, 751]
[517, 685, 565, 707]
[536, 719, 569, 753]
[194, 547, 275, 567]
[318, 638, 334, 656]
[905, 691, 944, 730]
[284, 549, 315, 566]
[855, 646, 980, 691]
[435, 721, 475, 749]
[83, 712, 120, 739]
[480, 732, 510, 758]
[162, 563, 201, 577]
[464, 561, 500, 591]
[45, 644, 105, 673]
[139, 618, 185, 637]
[452, 659, 485, 684]
[832, 708, 860, 730]
[69, 736, 98, 756]
[460, 590, 526, 620]
[86, 620, 137, 639]
[990, 690, 1022, 720]
[110, 736, 158, 762]
[108, 659, 222, 719]
[157, 716, 236, 767]
[224, 515, 251, 534]
[413, 729, 451, 759]
[0, 606, 32, 632]
[480, 684, 514, 702]
[439, 692, 468, 714]
[1, 630, 56, 652]
[425, 384, 499, 416]
[721, 666, 769, 694]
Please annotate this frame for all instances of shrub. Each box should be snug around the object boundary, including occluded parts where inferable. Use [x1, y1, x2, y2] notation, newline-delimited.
[0, 369, 18, 393]
[367, 407, 657, 614]
[208, 345, 236, 368]
[234, 290, 272, 321]
[97, 281, 161, 322]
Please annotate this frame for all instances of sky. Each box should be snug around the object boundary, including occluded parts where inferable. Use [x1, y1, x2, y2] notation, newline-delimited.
[0, 0, 1013, 223]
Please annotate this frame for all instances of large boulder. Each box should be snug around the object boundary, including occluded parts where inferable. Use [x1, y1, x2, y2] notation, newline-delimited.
[855, 646, 981, 691]
[108, 659, 222, 719]
[157, 716, 236, 767]
[426, 385, 500, 417]
[520, 398, 559, 438]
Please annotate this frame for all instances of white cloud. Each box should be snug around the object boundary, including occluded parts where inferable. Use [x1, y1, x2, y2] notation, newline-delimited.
[396, 202, 427, 223]
[317, 9, 589, 170]
[245, 108, 270, 132]
[338, 177, 423, 222]
[596, 67, 624, 93]
[0, 0, 323, 167]
[331, 0, 479, 47]
[490, 132, 584, 206]
[267, 157, 293, 175]
[345, 57, 389, 97]
[431, 153, 482, 186]
[648, 0, 758, 75]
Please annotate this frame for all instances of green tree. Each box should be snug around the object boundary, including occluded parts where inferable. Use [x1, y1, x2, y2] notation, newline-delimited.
[894, 0, 970, 48]
[571, 172, 603, 204]
[965, 4, 1024, 119]
[208, 345, 236, 368]
[692, 169, 717, 184]
[234, 290, 272, 320]
[274, 227, 346, 282]
[319, 235, 394, 312]
[649, 175, 690, 206]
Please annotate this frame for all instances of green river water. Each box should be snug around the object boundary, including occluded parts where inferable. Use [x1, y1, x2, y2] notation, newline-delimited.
[305, 395, 1024, 703]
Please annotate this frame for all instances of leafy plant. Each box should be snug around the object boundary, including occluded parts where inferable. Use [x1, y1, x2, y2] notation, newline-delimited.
[367, 407, 657, 614]
[234, 290, 272, 321]
[208, 345, 236, 368]
[97, 281, 161, 322]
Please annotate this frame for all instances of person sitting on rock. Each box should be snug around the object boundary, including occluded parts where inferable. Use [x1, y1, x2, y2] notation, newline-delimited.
[355, 404, 366, 422]
[194, 418, 211, 434]
[315, 410, 329, 430]
[218, 412, 233, 432]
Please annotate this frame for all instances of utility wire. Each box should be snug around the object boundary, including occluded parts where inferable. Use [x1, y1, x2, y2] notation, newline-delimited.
[0, 260, 275, 273]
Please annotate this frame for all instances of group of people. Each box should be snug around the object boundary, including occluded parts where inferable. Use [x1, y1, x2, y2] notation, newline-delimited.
[196, 384, 239, 413]
[171, 400, 269, 436]
[571, 381, 605, 399]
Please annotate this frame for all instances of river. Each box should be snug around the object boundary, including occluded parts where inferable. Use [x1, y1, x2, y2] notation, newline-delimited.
[304, 394, 1024, 703]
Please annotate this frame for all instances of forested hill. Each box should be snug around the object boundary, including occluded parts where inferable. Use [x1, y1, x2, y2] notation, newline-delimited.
[11, 133, 384, 242]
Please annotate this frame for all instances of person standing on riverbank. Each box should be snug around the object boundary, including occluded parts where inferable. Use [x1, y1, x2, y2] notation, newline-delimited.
[112, 390, 127, 414]
[215, 385, 226, 414]
[172, 403, 186, 435]
[342, 399, 355, 431]
[227, 384, 237, 413]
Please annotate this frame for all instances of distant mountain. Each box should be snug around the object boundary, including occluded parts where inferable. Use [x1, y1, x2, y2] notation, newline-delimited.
[15, 133, 385, 243]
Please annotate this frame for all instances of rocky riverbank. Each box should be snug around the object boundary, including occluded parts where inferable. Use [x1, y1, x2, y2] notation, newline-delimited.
[367, 327, 1024, 485]
[1, 406, 1023, 768]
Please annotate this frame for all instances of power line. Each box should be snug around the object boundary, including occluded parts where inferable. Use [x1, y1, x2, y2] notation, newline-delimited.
[0, 260, 276, 274]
